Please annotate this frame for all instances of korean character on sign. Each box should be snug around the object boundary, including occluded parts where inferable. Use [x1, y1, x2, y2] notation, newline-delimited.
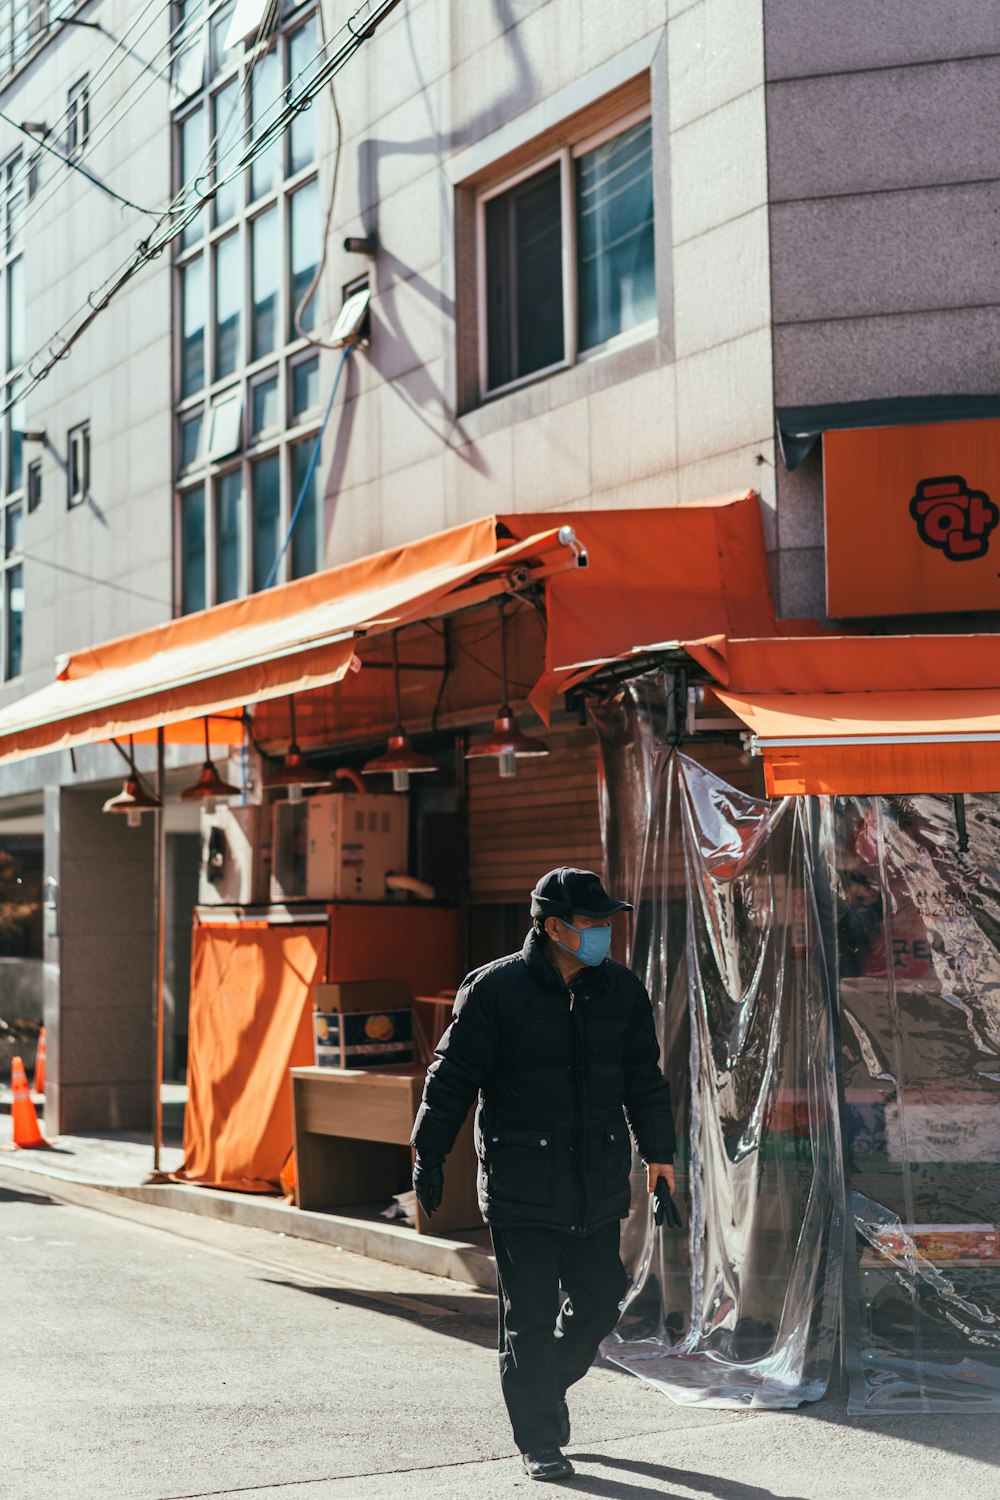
[910, 474, 999, 561]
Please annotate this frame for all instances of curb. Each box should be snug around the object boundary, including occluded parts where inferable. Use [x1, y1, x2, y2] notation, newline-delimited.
[0, 1161, 497, 1291]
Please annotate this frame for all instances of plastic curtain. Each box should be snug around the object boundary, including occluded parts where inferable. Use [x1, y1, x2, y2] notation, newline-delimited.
[834, 793, 1000, 1413]
[592, 674, 845, 1408]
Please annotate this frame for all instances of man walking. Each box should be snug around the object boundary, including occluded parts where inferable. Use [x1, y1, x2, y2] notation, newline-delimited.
[411, 867, 676, 1482]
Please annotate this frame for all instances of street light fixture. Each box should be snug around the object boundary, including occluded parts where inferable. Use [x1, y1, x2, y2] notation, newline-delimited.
[466, 601, 549, 779]
[362, 632, 440, 792]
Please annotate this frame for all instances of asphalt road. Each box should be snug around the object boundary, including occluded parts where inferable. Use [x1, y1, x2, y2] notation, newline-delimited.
[1, 1171, 997, 1500]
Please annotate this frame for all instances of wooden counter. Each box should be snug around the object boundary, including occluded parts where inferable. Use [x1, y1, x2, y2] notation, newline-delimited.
[290, 1064, 480, 1234]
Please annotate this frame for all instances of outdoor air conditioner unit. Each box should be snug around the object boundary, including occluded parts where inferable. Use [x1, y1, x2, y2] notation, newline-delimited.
[270, 799, 310, 902]
[199, 804, 272, 905]
[269, 791, 409, 902]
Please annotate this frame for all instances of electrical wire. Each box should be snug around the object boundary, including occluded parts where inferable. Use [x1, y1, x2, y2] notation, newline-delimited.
[18, 551, 174, 607]
[4, 0, 186, 229]
[0, 107, 159, 215]
[423, 602, 541, 695]
[263, 342, 352, 589]
[293, 0, 345, 348]
[2, 0, 284, 404]
[2, 0, 395, 413]
[8, 0, 257, 250]
[4, 0, 169, 180]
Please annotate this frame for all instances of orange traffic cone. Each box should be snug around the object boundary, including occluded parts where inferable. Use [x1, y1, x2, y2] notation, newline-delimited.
[33, 1027, 46, 1096]
[10, 1056, 51, 1149]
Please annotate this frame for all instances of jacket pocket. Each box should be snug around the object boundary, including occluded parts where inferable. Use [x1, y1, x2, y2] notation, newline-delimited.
[484, 1128, 553, 1206]
[598, 1118, 632, 1196]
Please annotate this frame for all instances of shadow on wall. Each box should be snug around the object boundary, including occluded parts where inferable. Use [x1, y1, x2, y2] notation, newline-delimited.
[330, 0, 541, 504]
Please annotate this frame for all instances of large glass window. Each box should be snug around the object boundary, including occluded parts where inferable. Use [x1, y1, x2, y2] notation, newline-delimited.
[7, 379, 24, 494]
[290, 438, 320, 580]
[6, 254, 23, 368]
[180, 485, 206, 615]
[289, 179, 319, 337]
[180, 255, 205, 396]
[484, 163, 564, 392]
[214, 469, 243, 603]
[178, 106, 205, 249]
[0, 148, 25, 679]
[250, 46, 282, 202]
[251, 207, 278, 360]
[213, 80, 242, 228]
[5, 560, 22, 678]
[479, 110, 656, 398]
[251, 371, 279, 438]
[213, 231, 241, 380]
[290, 353, 320, 422]
[575, 118, 656, 352]
[287, 16, 319, 176]
[251, 452, 281, 591]
[173, 5, 323, 614]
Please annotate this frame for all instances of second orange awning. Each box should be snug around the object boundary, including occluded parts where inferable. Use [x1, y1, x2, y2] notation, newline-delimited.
[698, 635, 1000, 796]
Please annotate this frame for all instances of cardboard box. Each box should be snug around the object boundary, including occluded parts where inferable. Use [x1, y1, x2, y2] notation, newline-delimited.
[314, 1009, 414, 1069]
[312, 979, 412, 1014]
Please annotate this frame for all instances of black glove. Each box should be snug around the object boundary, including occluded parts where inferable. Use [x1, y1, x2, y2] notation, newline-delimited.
[653, 1175, 682, 1229]
[413, 1154, 444, 1217]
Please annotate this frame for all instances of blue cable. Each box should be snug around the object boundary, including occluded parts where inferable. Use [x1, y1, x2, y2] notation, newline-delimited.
[264, 343, 353, 590]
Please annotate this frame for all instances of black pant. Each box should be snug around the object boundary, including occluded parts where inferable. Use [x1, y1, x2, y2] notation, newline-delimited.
[490, 1220, 627, 1453]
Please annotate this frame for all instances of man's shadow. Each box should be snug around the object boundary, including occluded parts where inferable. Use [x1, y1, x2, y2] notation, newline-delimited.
[565, 1454, 808, 1500]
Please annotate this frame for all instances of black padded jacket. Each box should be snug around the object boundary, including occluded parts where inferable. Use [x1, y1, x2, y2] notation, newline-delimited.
[410, 929, 676, 1232]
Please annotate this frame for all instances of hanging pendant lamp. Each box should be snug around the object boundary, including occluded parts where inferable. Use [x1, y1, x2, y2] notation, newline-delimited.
[103, 736, 162, 827]
[180, 717, 241, 813]
[466, 601, 549, 779]
[264, 698, 332, 802]
[362, 632, 440, 792]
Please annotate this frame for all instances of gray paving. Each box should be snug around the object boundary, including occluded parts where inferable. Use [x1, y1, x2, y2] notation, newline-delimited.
[2, 1170, 998, 1500]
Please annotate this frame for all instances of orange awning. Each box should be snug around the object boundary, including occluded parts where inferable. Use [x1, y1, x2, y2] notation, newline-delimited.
[519, 493, 781, 719]
[0, 517, 581, 765]
[700, 635, 1000, 796]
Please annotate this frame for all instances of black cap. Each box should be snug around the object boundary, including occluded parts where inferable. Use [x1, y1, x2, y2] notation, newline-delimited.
[530, 867, 633, 920]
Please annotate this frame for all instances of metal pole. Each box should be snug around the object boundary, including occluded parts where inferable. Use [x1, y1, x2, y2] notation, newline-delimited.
[152, 726, 167, 1175]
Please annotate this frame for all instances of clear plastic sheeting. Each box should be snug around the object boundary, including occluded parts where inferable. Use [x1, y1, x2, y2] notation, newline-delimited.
[834, 794, 1000, 1412]
[592, 675, 844, 1408]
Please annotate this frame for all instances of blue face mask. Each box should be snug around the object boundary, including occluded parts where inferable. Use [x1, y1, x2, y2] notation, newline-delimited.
[553, 920, 612, 967]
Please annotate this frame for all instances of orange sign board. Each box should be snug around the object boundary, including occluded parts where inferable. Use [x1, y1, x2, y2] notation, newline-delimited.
[824, 419, 1000, 617]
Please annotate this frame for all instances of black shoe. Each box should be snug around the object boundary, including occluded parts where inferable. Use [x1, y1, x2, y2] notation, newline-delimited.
[522, 1447, 575, 1482]
[557, 1398, 571, 1447]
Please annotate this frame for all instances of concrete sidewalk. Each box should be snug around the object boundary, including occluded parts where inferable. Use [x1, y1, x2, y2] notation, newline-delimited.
[0, 1101, 496, 1289]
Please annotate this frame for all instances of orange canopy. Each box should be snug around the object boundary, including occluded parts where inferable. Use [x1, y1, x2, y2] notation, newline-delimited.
[0, 517, 581, 764]
[697, 635, 1000, 796]
[523, 494, 780, 719]
[0, 496, 780, 762]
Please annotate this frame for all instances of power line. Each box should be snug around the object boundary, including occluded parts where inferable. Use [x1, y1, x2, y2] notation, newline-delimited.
[3, 0, 174, 216]
[0, 107, 159, 215]
[5, 0, 402, 415]
[8, 0, 232, 245]
[5, 0, 281, 395]
[18, 551, 174, 608]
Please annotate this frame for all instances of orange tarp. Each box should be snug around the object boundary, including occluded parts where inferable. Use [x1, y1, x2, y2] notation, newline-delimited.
[697, 635, 1000, 796]
[175, 922, 325, 1192]
[0, 517, 579, 764]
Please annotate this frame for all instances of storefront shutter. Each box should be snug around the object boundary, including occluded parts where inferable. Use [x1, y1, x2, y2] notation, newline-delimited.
[466, 726, 603, 904]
